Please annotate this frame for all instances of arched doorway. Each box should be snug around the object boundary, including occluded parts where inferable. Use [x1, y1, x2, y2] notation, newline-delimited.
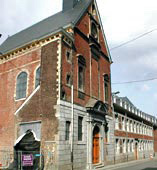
[14, 130, 42, 170]
[93, 126, 100, 164]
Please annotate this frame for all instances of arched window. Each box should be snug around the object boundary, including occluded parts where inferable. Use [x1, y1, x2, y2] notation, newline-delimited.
[91, 22, 98, 40]
[16, 72, 27, 99]
[35, 67, 40, 88]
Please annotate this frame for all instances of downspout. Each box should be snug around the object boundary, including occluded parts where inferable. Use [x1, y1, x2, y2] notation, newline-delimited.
[71, 85, 74, 170]
[58, 35, 62, 101]
[71, 44, 74, 170]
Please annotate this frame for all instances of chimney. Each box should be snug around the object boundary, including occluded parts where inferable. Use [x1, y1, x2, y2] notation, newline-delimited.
[63, 0, 79, 12]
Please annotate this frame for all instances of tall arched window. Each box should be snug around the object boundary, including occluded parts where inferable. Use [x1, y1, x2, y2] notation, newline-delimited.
[77, 55, 86, 92]
[35, 67, 40, 88]
[16, 72, 27, 99]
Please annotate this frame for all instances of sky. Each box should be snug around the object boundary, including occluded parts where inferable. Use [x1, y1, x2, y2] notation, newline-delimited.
[0, 0, 157, 116]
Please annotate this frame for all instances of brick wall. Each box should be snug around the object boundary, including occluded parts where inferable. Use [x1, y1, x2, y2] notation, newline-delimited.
[0, 48, 40, 149]
[115, 130, 153, 140]
[17, 41, 59, 142]
[153, 129, 157, 152]
[61, 5, 111, 113]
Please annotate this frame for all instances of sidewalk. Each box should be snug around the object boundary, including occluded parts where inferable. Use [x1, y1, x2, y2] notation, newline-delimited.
[97, 157, 157, 170]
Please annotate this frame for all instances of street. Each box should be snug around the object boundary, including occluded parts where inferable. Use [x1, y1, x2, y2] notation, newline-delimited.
[115, 159, 157, 170]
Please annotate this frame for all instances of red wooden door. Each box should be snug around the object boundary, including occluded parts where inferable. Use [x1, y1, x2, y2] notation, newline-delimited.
[93, 126, 100, 164]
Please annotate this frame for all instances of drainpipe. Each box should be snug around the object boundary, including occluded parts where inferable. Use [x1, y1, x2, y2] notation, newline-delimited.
[71, 42, 74, 170]
[71, 85, 74, 170]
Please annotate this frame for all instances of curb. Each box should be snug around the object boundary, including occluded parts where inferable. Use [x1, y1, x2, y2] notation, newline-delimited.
[97, 158, 157, 170]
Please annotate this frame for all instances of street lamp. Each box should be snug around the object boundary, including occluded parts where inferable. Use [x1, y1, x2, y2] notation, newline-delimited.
[112, 91, 120, 95]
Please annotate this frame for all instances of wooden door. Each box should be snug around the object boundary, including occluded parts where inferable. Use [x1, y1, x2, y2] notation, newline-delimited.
[93, 126, 100, 164]
[135, 143, 138, 160]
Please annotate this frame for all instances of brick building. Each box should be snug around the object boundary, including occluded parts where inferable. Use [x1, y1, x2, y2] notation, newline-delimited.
[112, 95, 157, 163]
[0, 0, 114, 169]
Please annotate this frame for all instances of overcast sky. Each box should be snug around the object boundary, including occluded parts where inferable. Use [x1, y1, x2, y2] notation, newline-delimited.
[1, 0, 157, 116]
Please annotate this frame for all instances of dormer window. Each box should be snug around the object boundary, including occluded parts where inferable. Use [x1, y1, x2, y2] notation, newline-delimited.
[91, 22, 98, 40]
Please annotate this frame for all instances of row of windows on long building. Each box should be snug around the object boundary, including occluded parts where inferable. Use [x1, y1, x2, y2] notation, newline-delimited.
[16, 67, 40, 100]
[115, 113, 153, 136]
[113, 96, 157, 125]
[115, 138, 153, 154]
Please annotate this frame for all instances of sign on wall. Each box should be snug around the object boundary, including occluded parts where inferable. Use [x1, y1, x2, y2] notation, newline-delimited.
[22, 154, 33, 166]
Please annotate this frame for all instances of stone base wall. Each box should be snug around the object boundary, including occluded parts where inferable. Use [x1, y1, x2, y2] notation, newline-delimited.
[113, 150, 154, 164]
[55, 100, 87, 170]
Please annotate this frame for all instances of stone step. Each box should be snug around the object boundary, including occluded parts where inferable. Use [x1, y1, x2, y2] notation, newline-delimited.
[94, 163, 104, 169]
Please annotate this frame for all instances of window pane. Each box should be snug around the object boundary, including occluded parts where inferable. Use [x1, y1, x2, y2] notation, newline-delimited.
[78, 66, 84, 90]
[78, 116, 83, 141]
[104, 82, 108, 102]
[16, 72, 27, 99]
[35, 67, 40, 88]
[65, 121, 70, 140]
[91, 23, 98, 40]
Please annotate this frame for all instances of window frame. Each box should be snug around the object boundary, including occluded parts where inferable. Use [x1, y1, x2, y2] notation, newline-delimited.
[66, 50, 72, 63]
[103, 74, 109, 103]
[35, 66, 41, 88]
[78, 64, 85, 92]
[78, 116, 83, 141]
[91, 22, 98, 41]
[77, 55, 86, 94]
[66, 73, 71, 86]
[65, 121, 71, 141]
[15, 71, 28, 100]
[115, 113, 119, 130]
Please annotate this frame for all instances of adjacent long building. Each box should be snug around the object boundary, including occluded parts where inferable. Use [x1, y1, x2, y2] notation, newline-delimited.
[113, 95, 157, 163]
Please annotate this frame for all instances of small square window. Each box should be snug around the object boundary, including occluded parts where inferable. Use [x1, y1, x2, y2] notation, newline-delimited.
[61, 89, 66, 100]
[66, 51, 71, 62]
[66, 74, 71, 86]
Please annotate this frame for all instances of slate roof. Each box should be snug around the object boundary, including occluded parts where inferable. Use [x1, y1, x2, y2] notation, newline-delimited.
[0, 0, 92, 54]
[117, 96, 135, 107]
[122, 97, 134, 107]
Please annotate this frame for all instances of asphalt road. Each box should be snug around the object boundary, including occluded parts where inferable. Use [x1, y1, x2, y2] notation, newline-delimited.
[115, 159, 157, 170]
